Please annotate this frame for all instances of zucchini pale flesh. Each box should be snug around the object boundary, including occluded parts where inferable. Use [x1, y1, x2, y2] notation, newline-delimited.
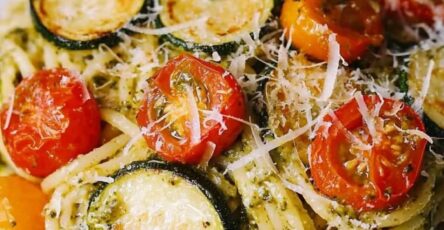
[156, 0, 274, 55]
[408, 47, 444, 137]
[30, 0, 148, 49]
[87, 160, 237, 230]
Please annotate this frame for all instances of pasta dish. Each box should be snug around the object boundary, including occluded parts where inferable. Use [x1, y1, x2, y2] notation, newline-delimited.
[0, 0, 443, 229]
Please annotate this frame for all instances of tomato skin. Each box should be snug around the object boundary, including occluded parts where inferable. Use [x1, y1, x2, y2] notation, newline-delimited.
[137, 54, 245, 164]
[310, 95, 427, 211]
[0, 176, 48, 230]
[383, 0, 444, 24]
[0, 68, 101, 177]
[280, 0, 383, 62]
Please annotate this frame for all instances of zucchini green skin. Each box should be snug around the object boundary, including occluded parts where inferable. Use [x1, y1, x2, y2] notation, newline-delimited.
[272, 0, 284, 16]
[423, 114, 444, 153]
[155, 0, 274, 56]
[29, 0, 150, 50]
[424, 114, 444, 138]
[252, 66, 274, 129]
[156, 18, 239, 56]
[88, 160, 238, 230]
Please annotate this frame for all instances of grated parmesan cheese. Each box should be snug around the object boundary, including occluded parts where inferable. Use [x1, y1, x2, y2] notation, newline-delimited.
[385, 100, 404, 116]
[198, 142, 216, 169]
[354, 91, 379, 144]
[394, 125, 433, 144]
[228, 54, 246, 79]
[185, 86, 201, 145]
[412, 60, 434, 112]
[70, 70, 91, 102]
[319, 34, 340, 101]
[2, 89, 14, 130]
[211, 51, 221, 62]
[226, 105, 331, 172]
[329, 111, 372, 151]
[202, 108, 228, 134]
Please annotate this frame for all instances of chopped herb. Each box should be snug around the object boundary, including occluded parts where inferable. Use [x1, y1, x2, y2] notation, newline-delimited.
[395, 69, 414, 105]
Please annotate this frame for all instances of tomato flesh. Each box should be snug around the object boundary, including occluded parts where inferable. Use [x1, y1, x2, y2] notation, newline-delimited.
[137, 54, 245, 164]
[310, 95, 427, 211]
[280, 0, 383, 61]
[0, 68, 101, 177]
[383, 0, 444, 24]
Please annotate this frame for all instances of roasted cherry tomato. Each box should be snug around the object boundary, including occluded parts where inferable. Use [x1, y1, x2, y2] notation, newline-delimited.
[280, 0, 383, 61]
[0, 176, 48, 230]
[383, 0, 444, 24]
[310, 95, 427, 211]
[0, 68, 101, 177]
[137, 54, 245, 164]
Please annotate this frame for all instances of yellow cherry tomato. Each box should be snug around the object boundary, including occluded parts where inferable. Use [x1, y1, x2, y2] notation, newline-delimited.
[0, 176, 48, 230]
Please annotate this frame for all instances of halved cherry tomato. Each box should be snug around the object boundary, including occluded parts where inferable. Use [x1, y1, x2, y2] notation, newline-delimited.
[383, 0, 444, 24]
[0, 68, 101, 177]
[0, 176, 48, 230]
[137, 53, 245, 164]
[310, 95, 427, 211]
[280, 0, 383, 61]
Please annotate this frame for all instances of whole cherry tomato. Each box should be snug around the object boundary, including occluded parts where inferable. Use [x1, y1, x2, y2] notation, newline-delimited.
[310, 95, 427, 211]
[1, 68, 101, 177]
[280, 0, 383, 61]
[137, 54, 246, 164]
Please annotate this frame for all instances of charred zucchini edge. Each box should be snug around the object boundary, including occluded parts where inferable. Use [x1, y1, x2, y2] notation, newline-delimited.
[155, 0, 275, 55]
[30, 0, 150, 50]
[88, 160, 238, 230]
[424, 114, 444, 138]
[156, 17, 239, 56]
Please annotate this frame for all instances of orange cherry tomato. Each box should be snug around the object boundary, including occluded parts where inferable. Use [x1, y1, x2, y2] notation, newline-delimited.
[0, 68, 101, 177]
[310, 95, 427, 211]
[280, 0, 383, 61]
[137, 53, 245, 164]
[0, 176, 48, 230]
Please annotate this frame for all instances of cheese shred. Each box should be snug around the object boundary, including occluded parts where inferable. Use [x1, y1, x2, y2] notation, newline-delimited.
[319, 34, 340, 101]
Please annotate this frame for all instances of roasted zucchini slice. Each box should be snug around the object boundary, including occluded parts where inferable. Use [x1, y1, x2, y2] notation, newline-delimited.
[156, 0, 274, 55]
[409, 47, 444, 137]
[30, 0, 148, 49]
[87, 160, 237, 230]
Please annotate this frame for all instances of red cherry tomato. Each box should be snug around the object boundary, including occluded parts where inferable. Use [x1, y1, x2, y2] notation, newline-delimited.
[280, 0, 383, 61]
[310, 95, 427, 211]
[0, 68, 101, 177]
[383, 0, 444, 24]
[137, 54, 245, 164]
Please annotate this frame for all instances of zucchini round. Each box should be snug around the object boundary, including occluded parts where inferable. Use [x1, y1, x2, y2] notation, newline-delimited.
[408, 48, 444, 137]
[87, 160, 237, 230]
[156, 0, 274, 55]
[30, 0, 149, 49]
